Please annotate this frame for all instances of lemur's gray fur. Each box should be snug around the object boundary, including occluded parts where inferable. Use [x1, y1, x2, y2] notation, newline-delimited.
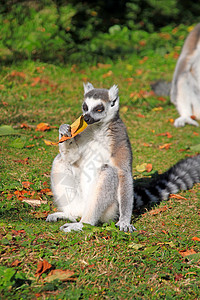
[46, 83, 200, 232]
[170, 23, 200, 127]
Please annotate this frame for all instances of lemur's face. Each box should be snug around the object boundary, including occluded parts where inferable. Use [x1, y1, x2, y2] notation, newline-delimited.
[82, 83, 119, 125]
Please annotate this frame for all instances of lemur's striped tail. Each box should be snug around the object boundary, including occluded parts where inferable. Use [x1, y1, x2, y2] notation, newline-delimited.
[134, 155, 200, 209]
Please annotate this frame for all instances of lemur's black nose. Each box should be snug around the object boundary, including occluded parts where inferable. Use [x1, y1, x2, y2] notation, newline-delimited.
[83, 114, 95, 124]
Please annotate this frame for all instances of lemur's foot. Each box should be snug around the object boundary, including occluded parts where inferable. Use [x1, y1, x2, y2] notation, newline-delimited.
[174, 116, 199, 127]
[59, 124, 72, 138]
[115, 220, 137, 232]
[60, 222, 83, 232]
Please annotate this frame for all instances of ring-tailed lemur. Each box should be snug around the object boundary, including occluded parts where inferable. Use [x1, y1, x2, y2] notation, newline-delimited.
[46, 83, 200, 232]
[170, 23, 200, 127]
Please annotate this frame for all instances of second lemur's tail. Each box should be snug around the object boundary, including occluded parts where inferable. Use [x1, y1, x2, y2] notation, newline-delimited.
[134, 155, 200, 209]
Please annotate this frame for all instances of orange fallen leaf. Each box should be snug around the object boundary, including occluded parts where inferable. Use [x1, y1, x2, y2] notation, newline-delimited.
[20, 123, 31, 129]
[170, 194, 188, 201]
[192, 237, 200, 242]
[191, 115, 196, 120]
[11, 259, 21, 267]
[58, 115, 88, 143]
[13, 157, 29, 164]
[102, 70, 113, 78]
[145, 163, 152, 173]
[159, 143, 172, 150]
[36, 123, 50, 132]
[149, 205, 168, 215]
[35, 259, 52, 277]
[22, 181, 33, 189]
[193, 132, 199, 136]
[162, 230, 168, 234]
[174, 273, 183, 282]
[156, 132, 172, 138]
[179, 248, 197, 257]
[157, 97, 166, 102]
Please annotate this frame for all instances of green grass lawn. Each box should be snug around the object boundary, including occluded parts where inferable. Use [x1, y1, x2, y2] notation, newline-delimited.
[0, 48, 200, 299]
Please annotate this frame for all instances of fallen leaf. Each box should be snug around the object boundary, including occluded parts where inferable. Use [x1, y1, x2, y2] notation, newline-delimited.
[175, 273, 183, 282]
[35, 259, 52, 277]
[97, 63, 111, 69]
[170, 194, 188, 201]
[36, 123, 50, 132]
[152, 106, 163, 111]
[145, 163, 152, 173]
[179, 248, 197, 257]
[11, 259, 21, 267]
[159, 143, 172, 150]
[13, 157, 29, 164]
[156, 132, 172, 138]
[58, 115, 88, 143]
[136, 163, 147, 173]
[143, 143, 151, 147]
[40, 188, 53, 196]
[137, 113, 145, 118]
[191, 115, 196, 120]
[193, 132, 199, 136]
[31, 211, 49, 219]
[20, 123, 32, 129]
[162, 230, 168, 234]
[22, 199, 47, 206]
[149, 205, 168, 215]
[31, 77, 41, 87]
[22, 181, 33, 189]
[128, 242, 144, 250]
[0, 125, 18, 136]
[192, 237, 200, 242]
[120, 106, 128, 113]
[44, 269, 76, 282]
[102, 70, 113, 78]
[157, 97, 166, 102]
[190, 144, 200, 152]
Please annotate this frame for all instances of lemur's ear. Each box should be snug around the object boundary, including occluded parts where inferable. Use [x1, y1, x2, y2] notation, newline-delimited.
[108, 85, 119, 107]
[83, 82, 94, 95]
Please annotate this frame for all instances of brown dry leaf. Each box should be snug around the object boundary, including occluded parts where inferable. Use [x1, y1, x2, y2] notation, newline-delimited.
[102, 70, 113, 78]
[191, 115, 196, 120]
[22, 199, 47, 207]
[35, 259, 52, 277]
[13, 157, 29, 164]
[143, 143, 151, 147]
[170, 194, 188, 201]
[58, 115, 88, 143]
[20, 123, 32, 129]
[149, 205, 168, 215]
[36, 123, 50, 132]
[44, 269, 76, 282]
[11, 259, 21, 267]
[159, 143, 172, 150]
[179, 248, 197, 257]
[146, 163, 152, 173]
[192, 237, 200, 242]
[31, 211, 49, 219]
[174, 273, 183, 282]
[97, 63, 111, 69]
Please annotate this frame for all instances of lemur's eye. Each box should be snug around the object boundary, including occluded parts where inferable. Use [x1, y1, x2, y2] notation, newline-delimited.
[93, 104, 104, 113]
[82, 102, 88, 112]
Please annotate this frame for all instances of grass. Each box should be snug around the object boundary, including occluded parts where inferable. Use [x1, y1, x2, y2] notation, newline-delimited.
[0, 37, 200, 299]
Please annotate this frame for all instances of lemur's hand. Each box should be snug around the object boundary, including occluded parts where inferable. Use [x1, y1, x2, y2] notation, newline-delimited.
[59, 124, 72, 139]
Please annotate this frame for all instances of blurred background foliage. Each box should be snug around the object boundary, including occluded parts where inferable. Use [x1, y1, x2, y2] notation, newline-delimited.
[0, 0, 200, 64]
